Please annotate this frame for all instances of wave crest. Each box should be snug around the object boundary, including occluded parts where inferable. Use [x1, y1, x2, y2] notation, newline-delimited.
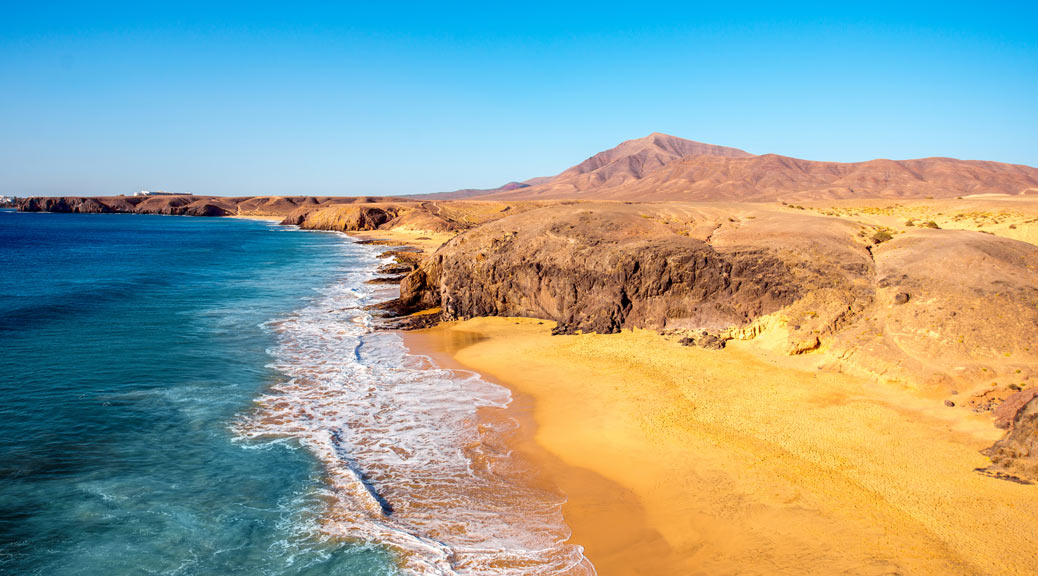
[235, 241, 594, 575]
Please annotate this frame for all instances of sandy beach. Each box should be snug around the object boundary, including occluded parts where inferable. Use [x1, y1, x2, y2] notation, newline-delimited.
[404, 318, 1038, 576]
[225, 214, 285, 222]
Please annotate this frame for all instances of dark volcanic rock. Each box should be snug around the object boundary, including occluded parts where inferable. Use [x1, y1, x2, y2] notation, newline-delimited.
[982, 389, 1038, 482]
[184, 203, 230, 217]
[17, 195, 232, 217]
[366, 275, 407, 285]
[396, 204, 806, 334]
[378, 263, 415, 275]
[19, 197, 114, 213]
[678, 331, 729, 350]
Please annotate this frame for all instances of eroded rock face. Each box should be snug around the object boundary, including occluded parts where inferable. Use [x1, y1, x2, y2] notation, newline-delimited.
[400, 204, 817, 334]
[981, 390, 1038, 483]
[280, 204, 399, 230]
[19, 197, 114, 213]
[17, 195, 231, 216]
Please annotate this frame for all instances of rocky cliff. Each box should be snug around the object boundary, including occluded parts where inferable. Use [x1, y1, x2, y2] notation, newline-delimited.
[18, 195, 235, 216]
[394, 204, 873, 339]
[15, 195, 408, 219]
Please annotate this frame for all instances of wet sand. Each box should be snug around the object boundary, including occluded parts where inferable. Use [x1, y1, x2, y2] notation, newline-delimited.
[403, 317, 1038, 576]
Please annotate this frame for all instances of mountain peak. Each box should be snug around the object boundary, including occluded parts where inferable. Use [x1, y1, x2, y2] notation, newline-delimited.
[559, 133, 753, 179]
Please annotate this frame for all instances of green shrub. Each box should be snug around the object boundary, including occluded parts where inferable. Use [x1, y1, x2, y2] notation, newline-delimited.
[871, 229, 894, 244]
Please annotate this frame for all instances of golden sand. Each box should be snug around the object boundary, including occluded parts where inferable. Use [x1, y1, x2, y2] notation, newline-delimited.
[348, 229, 455, 253]
[405, 318, 1038, 576]
[804, 196, 1038, 247]
[226, 214, 284, 222]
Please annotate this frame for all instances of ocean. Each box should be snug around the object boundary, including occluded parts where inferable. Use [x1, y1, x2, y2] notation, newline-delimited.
[0, 211, 591, 576]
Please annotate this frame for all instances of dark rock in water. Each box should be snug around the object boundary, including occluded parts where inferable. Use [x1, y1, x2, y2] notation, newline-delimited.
[377, 263, 415, 275]
[379, 310, 443, 330]
[894, 292, 911, 305]
[365, 275, 407, 285]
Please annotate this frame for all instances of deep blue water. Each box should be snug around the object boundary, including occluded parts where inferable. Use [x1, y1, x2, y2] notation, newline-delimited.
[0, 210, 394, 575]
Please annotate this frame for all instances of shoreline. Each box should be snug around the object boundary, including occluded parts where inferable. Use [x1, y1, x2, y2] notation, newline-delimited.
[402, 317, 1038, 576]
[226, 214, 284, 222]
[402, 326, 673, 575]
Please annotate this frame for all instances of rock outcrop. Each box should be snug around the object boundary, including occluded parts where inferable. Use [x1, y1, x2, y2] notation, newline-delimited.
[395, 203, 865, 335]
[15, 195, 408, 219]
[281, 204, 401, 230]
[980, 389, 1038, 483]
[19, 196, 116, 214]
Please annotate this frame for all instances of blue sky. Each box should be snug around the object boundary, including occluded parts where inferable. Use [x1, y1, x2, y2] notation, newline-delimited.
[1, 2, 1036, 197]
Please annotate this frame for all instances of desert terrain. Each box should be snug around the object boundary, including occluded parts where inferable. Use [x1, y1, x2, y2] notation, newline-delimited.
[17, 133, 1038, 574]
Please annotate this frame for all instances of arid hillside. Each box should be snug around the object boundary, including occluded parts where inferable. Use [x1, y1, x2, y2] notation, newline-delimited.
[473, 133, 1038, 201]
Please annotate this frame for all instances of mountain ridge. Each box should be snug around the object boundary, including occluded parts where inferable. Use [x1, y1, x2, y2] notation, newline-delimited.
[444, 133, 1038, 202]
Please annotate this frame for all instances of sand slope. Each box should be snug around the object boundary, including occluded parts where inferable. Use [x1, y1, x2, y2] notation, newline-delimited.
[412, 318, 1038, 576]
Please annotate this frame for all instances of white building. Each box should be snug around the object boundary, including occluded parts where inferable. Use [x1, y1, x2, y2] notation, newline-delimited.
[134, 190, 189, 197]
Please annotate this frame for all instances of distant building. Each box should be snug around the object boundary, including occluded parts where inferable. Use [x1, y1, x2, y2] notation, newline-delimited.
[134, 190, 189, 197]
[0, 195, 12, 205]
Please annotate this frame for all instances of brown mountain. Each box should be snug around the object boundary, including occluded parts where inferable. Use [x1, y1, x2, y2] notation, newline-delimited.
[410, 181, 533, 201]
[475, 133, 1038, 201]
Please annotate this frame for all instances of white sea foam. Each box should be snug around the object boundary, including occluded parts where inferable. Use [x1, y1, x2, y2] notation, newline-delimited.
[235, 239, 594, 575]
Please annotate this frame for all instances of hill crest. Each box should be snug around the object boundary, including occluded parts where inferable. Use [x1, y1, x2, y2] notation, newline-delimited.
[469, 134, 1038, 202]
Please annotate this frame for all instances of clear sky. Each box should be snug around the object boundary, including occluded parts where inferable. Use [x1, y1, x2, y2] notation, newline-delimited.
[1, 2, 1036, 197]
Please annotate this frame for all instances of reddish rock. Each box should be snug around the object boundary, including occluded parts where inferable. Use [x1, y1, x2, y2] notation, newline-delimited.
[993, 389, 1038, 430]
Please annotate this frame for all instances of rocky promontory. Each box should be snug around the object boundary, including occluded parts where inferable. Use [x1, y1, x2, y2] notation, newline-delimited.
[395, 204, 811, 334]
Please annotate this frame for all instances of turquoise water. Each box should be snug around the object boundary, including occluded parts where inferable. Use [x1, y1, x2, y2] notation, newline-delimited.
[0, 210, 593, 576]
[0, 211, 394, 575]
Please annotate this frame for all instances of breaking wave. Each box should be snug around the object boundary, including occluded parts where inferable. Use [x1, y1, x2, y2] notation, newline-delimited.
[235, 239, 594, 575]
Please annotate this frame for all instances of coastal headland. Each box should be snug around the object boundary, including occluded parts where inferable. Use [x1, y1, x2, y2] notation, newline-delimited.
[17, 133, 1038, 573]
